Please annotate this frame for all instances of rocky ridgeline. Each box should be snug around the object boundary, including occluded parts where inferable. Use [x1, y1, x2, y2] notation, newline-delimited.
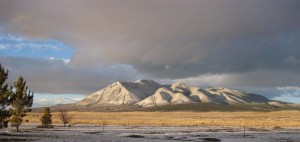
[77, 80, 283, 107]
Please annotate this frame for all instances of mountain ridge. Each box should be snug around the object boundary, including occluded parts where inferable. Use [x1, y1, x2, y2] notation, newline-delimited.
[78, 80, 160, 106]
[77, 79, 283, 107]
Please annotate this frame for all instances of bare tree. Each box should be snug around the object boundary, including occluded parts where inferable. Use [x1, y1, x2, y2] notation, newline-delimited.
[59, 109, 72, 127]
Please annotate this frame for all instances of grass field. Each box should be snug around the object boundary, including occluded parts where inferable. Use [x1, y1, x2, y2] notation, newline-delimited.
[25, 111, 300, 128]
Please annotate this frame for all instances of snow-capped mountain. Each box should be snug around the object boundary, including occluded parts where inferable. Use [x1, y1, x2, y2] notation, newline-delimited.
[78, 80, 160, 105]
[77, 80, 274, 107]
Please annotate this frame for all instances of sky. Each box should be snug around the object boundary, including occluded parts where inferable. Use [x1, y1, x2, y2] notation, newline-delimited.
[0, 0, 300, 107]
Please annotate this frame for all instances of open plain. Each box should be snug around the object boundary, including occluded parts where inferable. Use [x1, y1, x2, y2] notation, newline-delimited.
[1, 111, 299, 142]
[25, 111, 300, 128]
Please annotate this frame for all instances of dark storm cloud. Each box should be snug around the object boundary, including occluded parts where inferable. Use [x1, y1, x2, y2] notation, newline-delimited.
[0, 0, 300, 96]
[137, 34, 300, 78]
[0, 56, 139, 94]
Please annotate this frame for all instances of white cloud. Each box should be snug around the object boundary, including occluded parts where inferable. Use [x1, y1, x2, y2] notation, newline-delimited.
[33, 97, 77, 107]
[0, 34, 65, 51]
[275, 86, 300, 97]
[273, 94, 300, 103]
[158, 73, 232, 87]
[0, 33, 24, 42]
[0, 44, 7, 49]
[270, 86, 300, 103]
[276, 86, 300, 91]
[49, 57, 70, 64]
[1, 43, 61, 51]
[62, 58, 70, 64]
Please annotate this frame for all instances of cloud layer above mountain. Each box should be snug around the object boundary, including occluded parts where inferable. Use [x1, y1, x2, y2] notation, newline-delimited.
[0, 0, 300, 102]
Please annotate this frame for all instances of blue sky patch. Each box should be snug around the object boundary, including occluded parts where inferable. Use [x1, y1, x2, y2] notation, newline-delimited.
[0, 33, 73, 60]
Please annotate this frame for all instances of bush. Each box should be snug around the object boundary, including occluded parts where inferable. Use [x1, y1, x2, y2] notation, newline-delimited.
[273, 126, 283, 130]
[40, 107, 52, 128]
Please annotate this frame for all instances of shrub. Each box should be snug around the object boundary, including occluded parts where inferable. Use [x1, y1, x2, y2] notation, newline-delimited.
[40, 107, 52, 128]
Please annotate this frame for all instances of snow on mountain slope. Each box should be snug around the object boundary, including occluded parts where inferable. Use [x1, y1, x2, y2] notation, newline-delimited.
[137, 87, 194, 107]
[204, 88, 269, 104]
[78, 80, 272, 107]
[170, 82, 191, 94]
[137, 83, 270, 107]
[78, 80, 160, 105]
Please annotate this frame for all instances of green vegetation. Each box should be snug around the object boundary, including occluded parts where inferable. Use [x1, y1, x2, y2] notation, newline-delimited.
[0, 64, 11, 128]
[1, 63, 35, 131]
[40, 107, 52, 128]
[10, 76, 34, 132]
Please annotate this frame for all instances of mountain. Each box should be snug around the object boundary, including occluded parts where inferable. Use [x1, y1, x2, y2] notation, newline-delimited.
[78, 80, 160, 105]
[137, 87, 194, 107]
[36, 79, 300, 112]
[77, 80, 277, 107]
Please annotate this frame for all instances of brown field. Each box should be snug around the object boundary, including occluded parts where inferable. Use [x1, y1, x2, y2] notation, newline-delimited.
[25, 111, 300, 128]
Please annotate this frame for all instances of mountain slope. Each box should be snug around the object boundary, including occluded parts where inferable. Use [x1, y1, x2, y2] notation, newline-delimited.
[36, 80, 299, 112]
[138, 85, 270, 107]
[190, 87, 269, 104]
[77, 80, 275, 107]
[78, 80, 160, 105]
[137, 87, 194, 107]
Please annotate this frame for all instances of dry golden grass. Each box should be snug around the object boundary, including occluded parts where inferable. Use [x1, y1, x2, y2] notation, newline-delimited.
[25, 111, 300, 128]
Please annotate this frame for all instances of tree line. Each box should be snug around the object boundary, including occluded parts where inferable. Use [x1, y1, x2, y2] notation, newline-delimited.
[0, 63, 73, 131]
[0, 63, 33, 132]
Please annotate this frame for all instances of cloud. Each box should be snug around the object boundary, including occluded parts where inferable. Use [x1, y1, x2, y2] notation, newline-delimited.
[158, 70, 300, 89]
[0, 33, 23, 42]
[0, 0, 299, 102]
[33, 93, 86, 107]
[0, 34, 56, 50]
[49, 57, 71, 64]
[276, 86, 300, 97]
[273, 93, 300, 104]
[158, 74, 231, 88]
[33, 98, 77, 107]
[156, 72, 300, 102]
[0, 0, 298, 79]
[277, 86, 300, 92]
[0, 56, 141, 94]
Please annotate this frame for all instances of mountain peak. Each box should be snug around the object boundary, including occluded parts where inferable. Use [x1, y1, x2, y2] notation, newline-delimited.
[135, 79, 160, 85]
[171, 82, 192, 93]
[77, 80, 276, 107]
[171, 82, 191, 88]
[78, 80, 160, 106]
